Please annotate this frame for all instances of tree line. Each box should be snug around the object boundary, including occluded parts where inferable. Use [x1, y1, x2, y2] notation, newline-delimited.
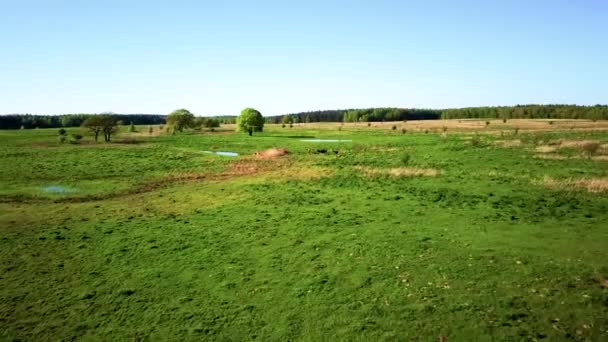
[267, 105, 607, 122]
[0, 114, 166, 129]
[1, 105, 606, 129]
[440, 105, 608, 120]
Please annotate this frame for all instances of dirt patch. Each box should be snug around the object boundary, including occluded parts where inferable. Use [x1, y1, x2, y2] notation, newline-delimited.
[255, 148, 289, 160]
[556, 139, 600, 148]
[357, 166, 439, 177]
[495, 140, 522, 148]
[541, 177, 608, 193]
[535, 145, 558, 153]
[534, 154, 569, 160]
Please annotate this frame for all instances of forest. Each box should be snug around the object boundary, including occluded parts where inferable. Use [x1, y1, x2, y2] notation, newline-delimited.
[0, 114, 166, 129]
[1, 105, 606, 129]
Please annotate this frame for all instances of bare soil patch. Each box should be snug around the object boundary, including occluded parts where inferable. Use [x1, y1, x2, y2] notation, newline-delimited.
[357, 166, 439, 177]
[255, 148, 289, 160]
[540, 177, 608, 193]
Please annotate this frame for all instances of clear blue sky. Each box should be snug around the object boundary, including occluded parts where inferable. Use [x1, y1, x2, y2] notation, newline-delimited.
[1, 0, 606, 116]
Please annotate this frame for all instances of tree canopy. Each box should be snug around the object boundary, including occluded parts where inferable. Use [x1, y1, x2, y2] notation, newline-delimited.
[81, 114, 118, 142]
[237, 108, 264, 136]
[166, 109, 195, 132]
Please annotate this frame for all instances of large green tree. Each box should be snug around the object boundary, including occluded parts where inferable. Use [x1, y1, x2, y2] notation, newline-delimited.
[237, 108, 264, 136]
[82, 114, 117, 142]
[166, 109, 195, 132]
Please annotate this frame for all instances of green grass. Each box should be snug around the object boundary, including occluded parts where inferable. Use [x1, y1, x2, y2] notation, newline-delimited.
[1, 126, 607, 340]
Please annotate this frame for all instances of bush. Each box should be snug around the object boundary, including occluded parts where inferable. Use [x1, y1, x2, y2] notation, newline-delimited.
[58, 128, 67, 135]
[67, 134, 83, 144]
[513, 128, 519, 135]
[58, 135, 67, 143]
[392, 125, 397, 130]
[401, 128, 406, 134]
[503, 118, 507, 123]
[581, 142, 601, 157]
[282, 124, 286, 128]
[148, 126, 154, 134]
[401, 153, 411, 165]
[442, 126, 448, 132]
[485, 121, 490, 127]
[129, 123, 137, 132]
[367, 123, 371, 127]
[548, 120, 554, 125]
[471, 134, 482, 147]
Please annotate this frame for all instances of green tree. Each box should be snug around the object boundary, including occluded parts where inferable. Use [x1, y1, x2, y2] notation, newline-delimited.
[237, 108, 264, 136]
[280, 115, 292, 124]
[166, 109, 195, 132]
[82, 114, 117, 142]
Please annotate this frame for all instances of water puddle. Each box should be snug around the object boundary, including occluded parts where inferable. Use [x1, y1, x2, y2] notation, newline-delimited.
[202, 151, 239, 157]
[300, 139, 352, 143]
[43, 185, 76, 194]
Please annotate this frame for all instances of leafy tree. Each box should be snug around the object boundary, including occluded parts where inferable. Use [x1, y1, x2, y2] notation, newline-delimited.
[82, 114, 117, 142]
[82, 116, 105, 142]
[237, 108, 264, 136]
[166, 109, 195, 132]
[281, 115, 292, 124]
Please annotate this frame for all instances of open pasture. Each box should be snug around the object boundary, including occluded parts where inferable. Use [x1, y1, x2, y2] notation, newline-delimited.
[1, 121, 607, 340]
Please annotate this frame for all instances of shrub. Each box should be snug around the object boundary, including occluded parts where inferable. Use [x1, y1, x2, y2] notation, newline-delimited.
[581, 142, 601, 157]
[392, 125, 397, 130]
[148, 126, 154, 134]
[66, 134, 82, 144]
[58, 135, 67, 143]
[513, 127, 519, 135]
[367, 122, 371, 127]
[401, 128, 406, 134]
[424, 129, 429, 134]
[471, 134, 482, 147]
[485, 121, 490, 127]
[282, 124, 286, 128]
[129, 123, 137, 132]
[548, 120, 554, 125]
[58, 128, 67, 135]
[289, 123, 293, 128]
[401, 153, 411, 165]
[442, 126, 448, 132]
[503, 118, 507, 123]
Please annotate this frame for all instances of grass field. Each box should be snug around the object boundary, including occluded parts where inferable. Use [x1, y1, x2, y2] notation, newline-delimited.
[1, 121, 607, 340]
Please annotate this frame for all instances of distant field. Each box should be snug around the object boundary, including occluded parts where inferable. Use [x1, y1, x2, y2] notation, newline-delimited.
[1, 121, 607, 340]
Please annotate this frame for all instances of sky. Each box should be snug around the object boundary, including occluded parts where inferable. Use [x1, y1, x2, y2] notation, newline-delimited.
[0, 0, 607, 116]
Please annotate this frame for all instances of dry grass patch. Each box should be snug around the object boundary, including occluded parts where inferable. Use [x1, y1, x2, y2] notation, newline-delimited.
[495, 139, 522, 147]
[357, 166, 439, 177]
[255, 148, 289, 160]
[540, 177, 608, 193]
[535, 145, 558, 153]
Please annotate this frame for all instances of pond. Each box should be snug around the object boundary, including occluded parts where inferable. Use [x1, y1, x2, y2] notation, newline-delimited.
[202, 151, 239, 157]
[43, 185, 76, 194]
[300, 139, 352, 143]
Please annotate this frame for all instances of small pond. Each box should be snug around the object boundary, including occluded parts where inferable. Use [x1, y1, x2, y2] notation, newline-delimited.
[300, 139, 352, 143]
[43, 185, 76, 194]
[202, 151, 239, 157]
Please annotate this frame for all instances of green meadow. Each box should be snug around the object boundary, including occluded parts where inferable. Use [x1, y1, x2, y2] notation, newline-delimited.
[1, 123, 607, 340]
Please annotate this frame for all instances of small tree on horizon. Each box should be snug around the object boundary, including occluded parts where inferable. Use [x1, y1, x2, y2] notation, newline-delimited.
[82, 115, 117, 142]
[166, 109, 195, 132]
[237, 108, 264, 136]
